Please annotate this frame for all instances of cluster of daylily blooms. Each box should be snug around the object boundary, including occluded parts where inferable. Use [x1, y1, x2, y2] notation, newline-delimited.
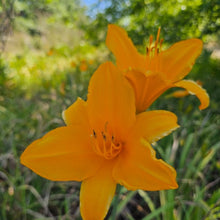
[20, 24, 209, 220]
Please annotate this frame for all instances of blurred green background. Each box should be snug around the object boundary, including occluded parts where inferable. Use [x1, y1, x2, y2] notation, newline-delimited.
[0, 0, 219, 219]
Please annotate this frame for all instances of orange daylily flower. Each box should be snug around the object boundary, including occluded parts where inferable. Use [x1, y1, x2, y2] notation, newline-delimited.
[47, 48, 54, 56]
[21, 62, 179, 220]
[80, 60, 88, 71]
[106, 24, 209, 113]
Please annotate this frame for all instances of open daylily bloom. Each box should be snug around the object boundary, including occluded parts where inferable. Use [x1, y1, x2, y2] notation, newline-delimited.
[21, 62, 179, 220]
[106, 24, 209, 113]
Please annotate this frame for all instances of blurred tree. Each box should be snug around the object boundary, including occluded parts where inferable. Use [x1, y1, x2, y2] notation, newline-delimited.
[85, 0, 220, 45]
[0, 0, 15, 51]
[47, 0, 87, 27]
[14, 0, 87, 35]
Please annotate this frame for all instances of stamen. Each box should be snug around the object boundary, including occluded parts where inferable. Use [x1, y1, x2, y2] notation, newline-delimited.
[151, 46, 155, 52]
[146, 27, 163, 71]
[149, 35, 153, 49]
[91, 127, 122, 160]
[154, 27, 161, 55]
[156, 27, 161, 43]
[94, 140, 102, 155]
[104, 121, 108, 132]
[159, 39, 164, 51]
[146, 28, 162, 56]
[147, 35, 154, 57]
[146, 47, 149, 55]
[101, 131, 106, 141]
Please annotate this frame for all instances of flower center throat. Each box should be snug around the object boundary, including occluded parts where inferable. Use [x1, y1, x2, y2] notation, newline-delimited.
[91, 127, 122, 160]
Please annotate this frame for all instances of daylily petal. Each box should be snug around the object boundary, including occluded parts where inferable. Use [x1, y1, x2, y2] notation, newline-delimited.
[106, 24, 146, 72]
[132, 110, 179, 143]
[62, 97, 90, 131]
[159, 39, 203, 81]
[87, 62, 136, 139]
[170, 90, 190, 98]
[174, 80, 209, 110]
[113, 139, 178, 191]
[80, 161, 116, 220]
[21, 126, 104, 181]
[125, 70, 172, 112]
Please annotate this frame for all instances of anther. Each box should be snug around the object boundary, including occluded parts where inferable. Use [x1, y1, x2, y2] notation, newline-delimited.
[93, 130, 96, 138]
[115, 142, 120, 147]
[159, 39, 164, 51]
[146, 47, 149, 55]
[101, 131, 106, 141]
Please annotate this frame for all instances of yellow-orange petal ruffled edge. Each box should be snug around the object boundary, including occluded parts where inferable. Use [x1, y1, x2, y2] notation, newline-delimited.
[174, 79, 209, 110]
